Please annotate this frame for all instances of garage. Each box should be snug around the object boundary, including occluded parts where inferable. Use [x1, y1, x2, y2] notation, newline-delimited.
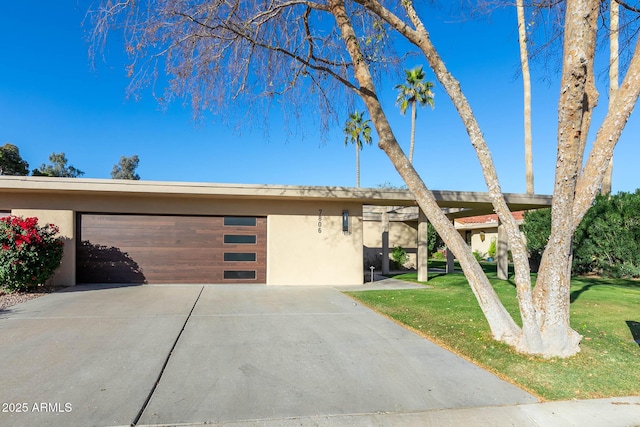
[76, 213, 267, 284]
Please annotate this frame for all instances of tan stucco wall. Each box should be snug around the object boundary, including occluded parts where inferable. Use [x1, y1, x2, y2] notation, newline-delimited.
[363, 220, 418, 268]
[470, 231, 497, 258]
[268, 203, 363, 286]
[10, 209, 76, 286]
[457, 227, 520, 259]
[2, 191, 364, 287]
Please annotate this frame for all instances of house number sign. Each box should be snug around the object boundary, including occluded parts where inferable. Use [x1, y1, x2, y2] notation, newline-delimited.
[317, 209, 323, 233]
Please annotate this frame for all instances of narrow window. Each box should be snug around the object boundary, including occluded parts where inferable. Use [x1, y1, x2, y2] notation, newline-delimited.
[224, 270, 256, 280]
[224, 217, 257, 226]
[224, 235, 257, 244]
[224, 253, 257, 262]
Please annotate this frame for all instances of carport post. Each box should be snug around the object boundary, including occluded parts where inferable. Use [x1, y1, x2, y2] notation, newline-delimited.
[381, 211, 390, 275]
[497, 219, 509, 280]
[446, 247, 455, 274]
[417, 209, 428, 282]
[446, 219, 455, 274]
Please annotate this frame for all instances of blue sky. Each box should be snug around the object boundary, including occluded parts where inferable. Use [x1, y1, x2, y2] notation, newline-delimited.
[1, 2, 638, 195]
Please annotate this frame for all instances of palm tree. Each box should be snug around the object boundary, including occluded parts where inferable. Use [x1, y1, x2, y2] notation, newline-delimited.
[343, 111, 373, 188]
[517, 0, 535, 194]
[395, 66, 434, 163]
[602, 0, 619, 195]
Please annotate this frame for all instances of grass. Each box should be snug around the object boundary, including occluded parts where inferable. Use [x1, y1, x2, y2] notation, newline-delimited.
[345, 262, 640, 401]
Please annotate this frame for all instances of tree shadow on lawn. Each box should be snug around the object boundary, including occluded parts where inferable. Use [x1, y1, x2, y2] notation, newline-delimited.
[569, 277, 640, 303]
[427, 260, 507, 276]
[626, 321, 640, 346]
[394, 265, 640, 305]
[490, 275, 640, 303]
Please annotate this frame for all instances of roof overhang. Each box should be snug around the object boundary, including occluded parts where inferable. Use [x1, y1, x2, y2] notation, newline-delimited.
[0, 176, 552, 217]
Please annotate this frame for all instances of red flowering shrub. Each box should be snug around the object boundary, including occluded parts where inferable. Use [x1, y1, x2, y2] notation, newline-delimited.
[0, 216, 64, 291]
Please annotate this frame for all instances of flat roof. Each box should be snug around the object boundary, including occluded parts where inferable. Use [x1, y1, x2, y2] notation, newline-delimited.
[0, 176, 552, 217]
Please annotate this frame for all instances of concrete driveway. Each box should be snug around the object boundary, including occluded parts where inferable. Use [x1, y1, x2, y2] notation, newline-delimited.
[0, 284, 537, 426]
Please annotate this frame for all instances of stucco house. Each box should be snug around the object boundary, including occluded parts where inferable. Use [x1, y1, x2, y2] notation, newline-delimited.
[455, 211, 526, 258]
[363, 207, 529, 269]
[0, 176, 551, 286]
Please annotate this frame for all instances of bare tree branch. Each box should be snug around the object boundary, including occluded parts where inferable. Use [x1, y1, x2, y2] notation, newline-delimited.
[615, 0, 640, 13]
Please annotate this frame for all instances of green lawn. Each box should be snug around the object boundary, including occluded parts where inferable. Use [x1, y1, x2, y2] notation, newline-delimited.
[346, 263, 640, 401]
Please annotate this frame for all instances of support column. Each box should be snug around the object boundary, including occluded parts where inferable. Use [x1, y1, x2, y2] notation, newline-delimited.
[445, 219, 455, 274]
[381, 211, 389, 275]
[497, 220, 509, 280]
[417, 209, 428, 282]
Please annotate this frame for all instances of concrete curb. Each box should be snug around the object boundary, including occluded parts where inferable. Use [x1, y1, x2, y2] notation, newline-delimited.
[133, 396, 640, 427]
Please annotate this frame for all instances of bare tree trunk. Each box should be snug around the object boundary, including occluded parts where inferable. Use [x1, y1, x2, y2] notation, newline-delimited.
[531, 0, 600, 357]
[356, 143, 360, 188]
[329, 0, 523, 346]
[573, 35, 640, 226]
[537, 5, 640, 343]
[361, 0, 603, 356]
[409, 101, 417, 163]
[377, 0, 546, 353]
[601, 0, 619, 195]
[517, 0, 534, 195]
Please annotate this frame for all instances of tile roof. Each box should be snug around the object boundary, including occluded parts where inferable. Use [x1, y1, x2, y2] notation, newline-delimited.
[455, 211, 525, 225]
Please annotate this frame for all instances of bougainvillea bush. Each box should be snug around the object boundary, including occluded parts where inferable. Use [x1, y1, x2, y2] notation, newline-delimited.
[0, 216, 64, 291]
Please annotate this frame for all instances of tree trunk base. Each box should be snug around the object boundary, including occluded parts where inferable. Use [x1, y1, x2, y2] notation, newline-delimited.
[513, 326, 582, 358]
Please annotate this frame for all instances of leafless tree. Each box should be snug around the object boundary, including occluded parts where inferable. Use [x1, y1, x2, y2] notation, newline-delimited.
[90, 0, 640, 357]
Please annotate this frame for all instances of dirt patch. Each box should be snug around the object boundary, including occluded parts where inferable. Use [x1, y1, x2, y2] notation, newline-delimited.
[0, 285, 60, 311]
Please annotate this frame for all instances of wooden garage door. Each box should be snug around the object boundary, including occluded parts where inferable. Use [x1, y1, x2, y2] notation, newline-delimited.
[77, 214, 266, 284]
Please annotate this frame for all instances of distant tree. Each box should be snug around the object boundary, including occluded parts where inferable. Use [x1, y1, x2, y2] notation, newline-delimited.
[376, 181, 408, 190]
[32, 152, 84, 178]
[523, 192, 640, 279]
[394, 66, 434, 164]
[111, 155, 140, 180]
[522, 208, 551, 270]
[343, 111, 373, 188]
[0, 143, 29, 176]
[573, 191, 640, 278]
[427, 222, 442, 255]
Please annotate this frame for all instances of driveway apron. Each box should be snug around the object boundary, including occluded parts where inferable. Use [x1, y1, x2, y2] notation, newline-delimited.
[0, 284, 537, 426]
[0, 284, 201, 427]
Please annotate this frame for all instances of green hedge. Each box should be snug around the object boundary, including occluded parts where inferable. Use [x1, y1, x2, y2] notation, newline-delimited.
[522, 190, 640, 278]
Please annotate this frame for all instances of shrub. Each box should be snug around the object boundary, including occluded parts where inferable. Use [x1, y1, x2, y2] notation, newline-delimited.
[573, 191, 640, 278]
[0, 216, 64, 291]
[432, 251, 445, 260]
[427, 222, 443, 255]
[522, 208, 551, 269]
[487, 238, 497, 259]
[391, 246, 408, 269]
[521, 191, 640, 278]
[473, 251, 485, 262]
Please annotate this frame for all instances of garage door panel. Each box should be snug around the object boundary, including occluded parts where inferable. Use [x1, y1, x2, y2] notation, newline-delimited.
[77, 214, 266, 284]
